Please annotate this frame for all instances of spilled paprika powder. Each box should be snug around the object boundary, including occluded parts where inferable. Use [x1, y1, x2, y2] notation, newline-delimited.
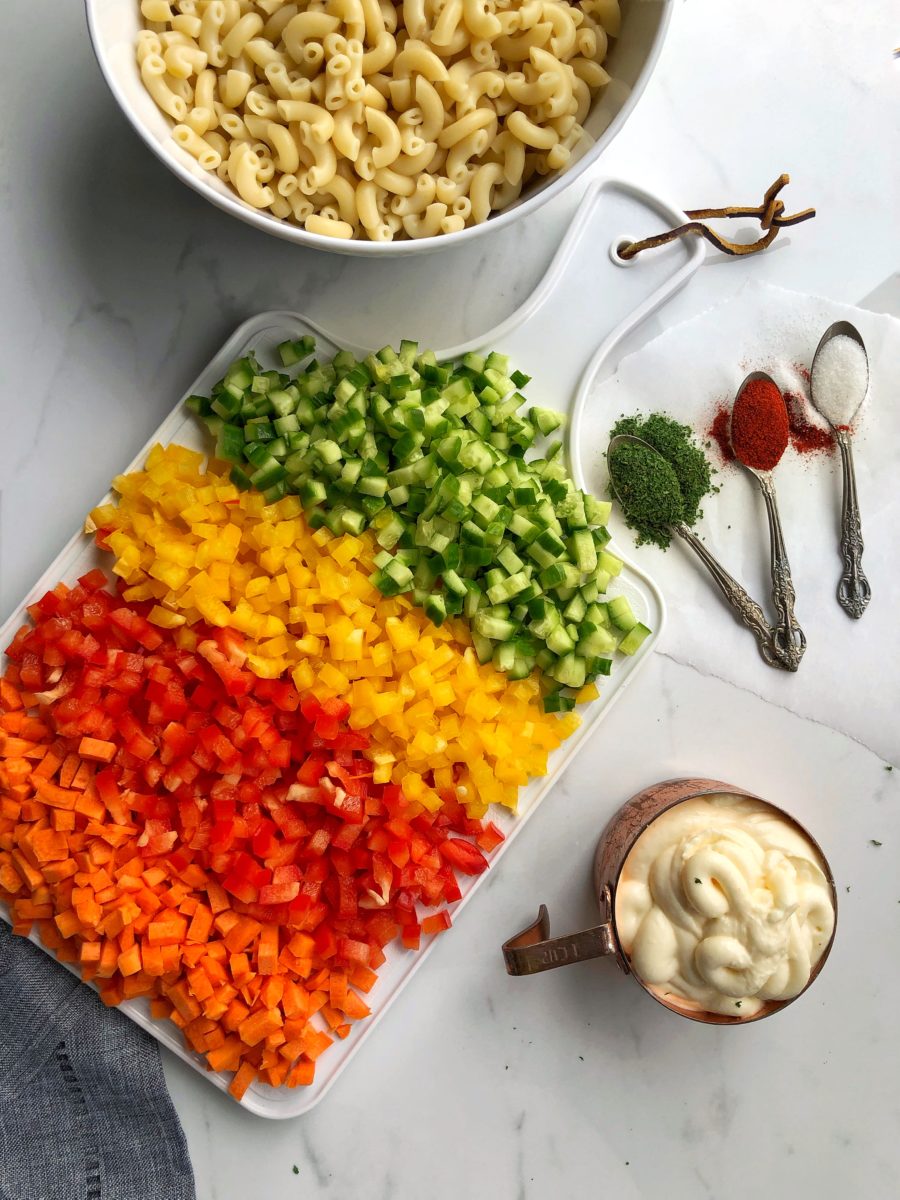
[731, 378, 790, 471]
[784, 392, 834, 454]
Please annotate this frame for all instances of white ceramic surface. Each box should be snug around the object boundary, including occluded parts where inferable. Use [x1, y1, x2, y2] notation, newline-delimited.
[0, 298, 665, 1117]
[85, 0, 673, 256]
[2, 0, 900, 1196]
[0, 174, 702, 1115]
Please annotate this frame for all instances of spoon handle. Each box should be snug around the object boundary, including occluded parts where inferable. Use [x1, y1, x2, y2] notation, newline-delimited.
[835, 431, 871, 619]
[674, 525, 784, 669]
[755, 474, 806, 671]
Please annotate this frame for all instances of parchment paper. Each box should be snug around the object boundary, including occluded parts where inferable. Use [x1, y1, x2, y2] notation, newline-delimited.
[577, 281, 900, 762]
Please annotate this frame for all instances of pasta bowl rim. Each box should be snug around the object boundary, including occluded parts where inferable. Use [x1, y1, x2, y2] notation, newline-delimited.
[84, 0, 676, 257]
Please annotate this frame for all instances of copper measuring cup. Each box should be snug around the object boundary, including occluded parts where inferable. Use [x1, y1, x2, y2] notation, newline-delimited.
[502, 778, 838, 1024]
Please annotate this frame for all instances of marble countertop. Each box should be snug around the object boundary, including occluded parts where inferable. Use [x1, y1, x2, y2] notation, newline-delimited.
[2, 1, 899, 1197]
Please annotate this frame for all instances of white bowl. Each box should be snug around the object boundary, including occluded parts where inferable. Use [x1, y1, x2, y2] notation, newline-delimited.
[85, 0, 673, 257]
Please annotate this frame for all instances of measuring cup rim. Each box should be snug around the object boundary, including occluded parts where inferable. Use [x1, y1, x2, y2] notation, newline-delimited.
[596, 776, 838, 1025]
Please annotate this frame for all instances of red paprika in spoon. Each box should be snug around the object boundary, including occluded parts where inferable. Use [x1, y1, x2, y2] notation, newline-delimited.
[731, 377, 790, 471]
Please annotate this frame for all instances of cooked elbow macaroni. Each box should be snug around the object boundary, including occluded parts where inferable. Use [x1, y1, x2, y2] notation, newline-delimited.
[138, 0, 619, 240]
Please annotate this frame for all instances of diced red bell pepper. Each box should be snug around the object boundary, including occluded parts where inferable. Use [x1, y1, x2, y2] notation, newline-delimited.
[438, 838, 489, 875]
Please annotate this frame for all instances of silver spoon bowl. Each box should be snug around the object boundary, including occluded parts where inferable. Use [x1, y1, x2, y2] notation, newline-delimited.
[731, 372, 806, 672]
[607, 433, 784, 670]
[810, 321, 871, 619]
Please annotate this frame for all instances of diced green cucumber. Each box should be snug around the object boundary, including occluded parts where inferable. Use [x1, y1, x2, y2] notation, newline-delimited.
[618, 623, 652, 655]
[577, 623, 618, 656]
[569, 529, 597, 574]
[473, 612, 517, 641]
[529, 407, 564, 436]
[584, 495, 612, 525]
[607, 595, 638, 632]
[546, 625, 575, 656]
[278, 335, 315, 366]
[543, 689, 577, 713]
[598, 549, 624, 578]
[549, 653, 586, 689]
[563, 595, 586, 623]
[424, 593, 447, 626]
[190, 336, 652, 698]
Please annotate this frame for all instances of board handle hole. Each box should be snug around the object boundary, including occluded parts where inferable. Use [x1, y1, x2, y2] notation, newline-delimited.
[609, 237, 637, 267]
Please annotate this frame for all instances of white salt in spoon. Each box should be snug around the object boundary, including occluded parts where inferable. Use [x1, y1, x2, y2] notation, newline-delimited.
[810, 321, 871, 619]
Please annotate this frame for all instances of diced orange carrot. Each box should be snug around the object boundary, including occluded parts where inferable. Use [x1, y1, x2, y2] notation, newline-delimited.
[32, 746, 65, 780]
[31, 829, 69, 864]
[54, 909, 82, 939]
[147, 913, 188, 945]
[117, 944, 142, 976]
[299, 1027, 333, 1061]
[286, 1059, 315, 1088]
[320, 1004, 344, 1031]
[122, 972, 154, 1000]
[187, 966, 215, 1002]
[167, 981, 202, 1022]
[59, 754, 82, 789]
[259, 976, 284, 1009]
[237, 1007, 283, 1047]
[308, 990, 327, 1016]
[51, 809, 76, 833]
[97, 939, 120, 979]
[329, 973, 347, 1010]
[340, 990, 371, 1020]
[222, 997, 251, 1033]
[228, 1060, 257, 1101]
[182, 943, 206, 968]
[186, 905, 213, 944]
[1, 738, 41, 758]
[261, 1063, 288, 1087]
[349, 965, 378, 993]
[281, 979, 309, 1020]
[31, 778, 78, 811]
[0, 680, 24, 710]
[207, 1038, 244, 1073]
[257, 924, 279, 975]
[78, 738, 117, 764]
[224, 916, 261, 954]
[141, 944, 165, 977]
[206, 880, 229, 913]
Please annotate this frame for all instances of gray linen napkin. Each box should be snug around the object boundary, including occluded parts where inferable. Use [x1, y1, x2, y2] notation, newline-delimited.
[0, 923, 195, 1200]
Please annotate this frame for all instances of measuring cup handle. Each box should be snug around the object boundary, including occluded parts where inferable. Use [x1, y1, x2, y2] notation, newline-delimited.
[502, 904, 616, 975]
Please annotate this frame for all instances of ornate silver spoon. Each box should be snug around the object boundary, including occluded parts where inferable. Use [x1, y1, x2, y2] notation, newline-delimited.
[810, 321, 871, 619]
[731, 372, 806, 672]
[607, 434, 784, 670]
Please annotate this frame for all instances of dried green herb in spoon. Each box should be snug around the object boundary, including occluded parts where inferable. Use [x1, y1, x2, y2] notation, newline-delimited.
[607, 442, 685, 549]
[609, 413, 717, 548]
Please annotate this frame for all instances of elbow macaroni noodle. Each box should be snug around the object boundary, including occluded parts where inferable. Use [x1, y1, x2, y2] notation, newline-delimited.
[138, 0, 619, 241]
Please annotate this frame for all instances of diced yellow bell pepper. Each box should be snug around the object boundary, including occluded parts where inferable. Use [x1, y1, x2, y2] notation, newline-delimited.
[90, 444, 583, 816]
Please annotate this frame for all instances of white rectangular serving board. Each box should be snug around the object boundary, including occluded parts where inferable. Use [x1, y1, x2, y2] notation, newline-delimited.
[0, 309, 664, 1117]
